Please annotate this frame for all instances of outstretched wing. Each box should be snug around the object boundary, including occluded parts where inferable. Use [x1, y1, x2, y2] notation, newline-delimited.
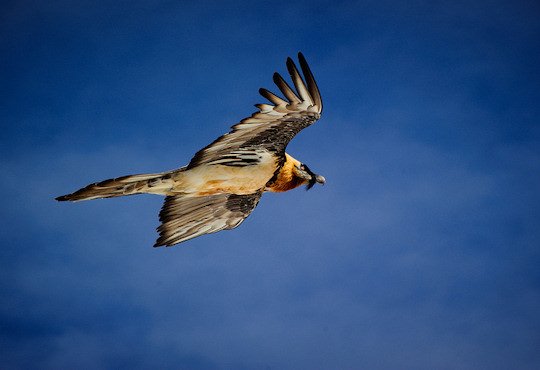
[154, 191, 263, 247]
[187, 52, 323, 169]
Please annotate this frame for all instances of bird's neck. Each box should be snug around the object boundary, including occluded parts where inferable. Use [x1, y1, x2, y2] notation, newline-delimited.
[266, 153, 306, 192]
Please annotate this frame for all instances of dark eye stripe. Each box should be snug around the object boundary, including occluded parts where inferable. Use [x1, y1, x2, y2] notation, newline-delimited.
[303, 164, 314, 176]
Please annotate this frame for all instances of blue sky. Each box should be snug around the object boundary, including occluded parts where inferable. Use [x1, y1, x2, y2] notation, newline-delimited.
[1, 0, 539, 368]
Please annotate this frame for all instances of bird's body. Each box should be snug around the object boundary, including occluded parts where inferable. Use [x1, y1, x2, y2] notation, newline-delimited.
[57, 53, 325, 247]
[180, 151, 277, 196]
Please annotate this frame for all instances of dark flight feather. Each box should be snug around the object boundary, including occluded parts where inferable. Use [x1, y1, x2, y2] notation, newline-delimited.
[187, 54, 323, 169]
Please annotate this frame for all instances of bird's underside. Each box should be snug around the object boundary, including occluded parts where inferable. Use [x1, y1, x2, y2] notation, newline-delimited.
[56, 53, 324, 247]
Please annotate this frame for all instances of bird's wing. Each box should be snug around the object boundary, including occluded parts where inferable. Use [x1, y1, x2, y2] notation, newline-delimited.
[154, 191, 263, 247]
[187, 52, 323, 169]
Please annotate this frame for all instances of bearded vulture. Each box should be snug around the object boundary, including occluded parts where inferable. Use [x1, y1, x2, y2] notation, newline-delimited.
[56, 53, 325, 247]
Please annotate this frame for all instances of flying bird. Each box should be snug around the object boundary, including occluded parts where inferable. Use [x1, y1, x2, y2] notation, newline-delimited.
[56, 53, 325, 247]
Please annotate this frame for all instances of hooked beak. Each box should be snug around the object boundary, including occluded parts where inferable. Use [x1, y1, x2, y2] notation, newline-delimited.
[315, 175, 326, 185]
[306, 173, 326, 190]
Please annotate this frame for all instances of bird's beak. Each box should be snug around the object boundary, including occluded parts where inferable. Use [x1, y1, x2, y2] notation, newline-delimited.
[315, 175, 326, 185]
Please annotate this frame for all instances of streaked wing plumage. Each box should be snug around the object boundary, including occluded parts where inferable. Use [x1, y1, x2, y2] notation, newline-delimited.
[187, 53, 323, 169]
[155, 191, 263, 247]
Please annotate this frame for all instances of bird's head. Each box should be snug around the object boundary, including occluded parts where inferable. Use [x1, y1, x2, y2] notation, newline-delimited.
[294, 163, 326, 190]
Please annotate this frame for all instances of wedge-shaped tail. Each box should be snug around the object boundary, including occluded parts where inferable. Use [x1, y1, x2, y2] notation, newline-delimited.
[56, 172, 175, 202]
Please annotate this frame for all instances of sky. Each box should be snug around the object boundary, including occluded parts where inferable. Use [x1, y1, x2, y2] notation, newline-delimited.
[1, 0, 539, 369]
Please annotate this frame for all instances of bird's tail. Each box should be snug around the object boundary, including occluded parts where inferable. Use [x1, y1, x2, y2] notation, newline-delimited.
[55, 171, 176, 202]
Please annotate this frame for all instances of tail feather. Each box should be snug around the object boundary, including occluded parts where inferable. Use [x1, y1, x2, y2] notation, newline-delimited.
[56, 172, 175, 202]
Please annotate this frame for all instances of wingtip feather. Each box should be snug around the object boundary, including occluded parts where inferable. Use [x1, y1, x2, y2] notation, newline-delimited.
[272, 72, 301, 103]
[285, 55, 313, 105]
[297, 52, 323, 113]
